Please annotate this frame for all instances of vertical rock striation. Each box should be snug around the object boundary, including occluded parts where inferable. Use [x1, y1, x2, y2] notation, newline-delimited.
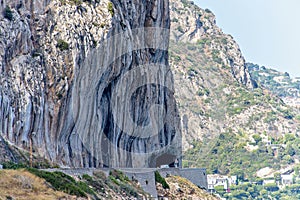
[0, 0, 181, 167]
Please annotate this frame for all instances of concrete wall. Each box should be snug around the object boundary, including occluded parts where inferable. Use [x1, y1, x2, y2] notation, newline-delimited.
[121, 168, 157, 198]
[157, 168, 180, 177]
[179, 168, 208, 190]
[157, 168, 207, 189]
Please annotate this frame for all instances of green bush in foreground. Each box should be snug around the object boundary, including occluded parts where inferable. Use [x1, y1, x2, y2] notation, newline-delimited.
[2, 161, 28, 169]
[27, 168, 95, 197]
[155, 171, 170, 189]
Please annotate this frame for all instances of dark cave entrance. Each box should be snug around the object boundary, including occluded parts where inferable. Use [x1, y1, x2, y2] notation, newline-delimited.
[155, 153, 179, 168]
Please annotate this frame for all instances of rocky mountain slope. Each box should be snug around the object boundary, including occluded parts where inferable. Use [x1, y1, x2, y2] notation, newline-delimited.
[0, 169, 76, 200]
[168, 0, 300, 176]
[0, 168, 151, 200]
[247, 62, 300, 109]
[169, 0, 300, 149]
[0, 0, 181, 168]
[157, 175, 219, 199]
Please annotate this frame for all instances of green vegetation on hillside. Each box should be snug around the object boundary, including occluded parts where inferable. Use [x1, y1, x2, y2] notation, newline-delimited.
[1, 162, 149, 199]
[155, 171, 170, 189]
[169, 13, 300, 183]
[225, 182, 300, 199]
[184, 133, 300, 181]
[28, 168, 94, 197]
[57, 39, 69, 51]
[247, 63, 300, 98]
[107, 2, 114, 16]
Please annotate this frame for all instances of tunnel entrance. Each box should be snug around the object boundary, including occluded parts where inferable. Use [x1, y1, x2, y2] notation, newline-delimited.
[155, 153, 178, 168]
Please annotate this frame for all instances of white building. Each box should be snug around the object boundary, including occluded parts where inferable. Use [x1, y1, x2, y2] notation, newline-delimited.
[281, 174, 293, 186]
[263, 179, 275, 185]
[207, 174, 237, 192]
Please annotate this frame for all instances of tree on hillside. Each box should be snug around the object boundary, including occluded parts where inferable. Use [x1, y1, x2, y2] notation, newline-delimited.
[252, 134, 262, 145]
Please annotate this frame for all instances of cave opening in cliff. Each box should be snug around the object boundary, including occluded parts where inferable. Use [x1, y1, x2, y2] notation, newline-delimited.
[155, 153, 178, 168]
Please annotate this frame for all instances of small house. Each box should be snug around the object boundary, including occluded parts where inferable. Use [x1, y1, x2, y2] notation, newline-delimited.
[281, 174, 293, 186]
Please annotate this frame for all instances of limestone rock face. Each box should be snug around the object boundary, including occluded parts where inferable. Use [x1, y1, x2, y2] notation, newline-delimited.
[0, 0, 181, 167]
[170, 0, 255, 89]
[0, 0, 50, 14]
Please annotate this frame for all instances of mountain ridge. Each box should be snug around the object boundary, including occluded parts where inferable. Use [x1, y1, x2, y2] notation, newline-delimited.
[247, 62, 300, 109]
[168, 0, 300, 179]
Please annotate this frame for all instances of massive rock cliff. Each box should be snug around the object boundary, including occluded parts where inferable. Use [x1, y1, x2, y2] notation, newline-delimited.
[0, 0, 181, 168]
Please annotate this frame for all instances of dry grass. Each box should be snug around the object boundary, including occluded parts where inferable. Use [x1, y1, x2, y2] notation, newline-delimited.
[168, 176, 219, 200]
[0, 169, 78, 200]
[157, 175, 220, 200]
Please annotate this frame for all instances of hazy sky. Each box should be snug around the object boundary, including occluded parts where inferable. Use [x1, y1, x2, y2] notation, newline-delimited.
[195, 0, 300, 77]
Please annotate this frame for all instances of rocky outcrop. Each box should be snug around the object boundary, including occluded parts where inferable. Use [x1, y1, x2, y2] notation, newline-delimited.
[168, 0, 299, 150]
[0, 0, 181, 168]
[247, 63, 300, 109]
[170, 0, 256, 89]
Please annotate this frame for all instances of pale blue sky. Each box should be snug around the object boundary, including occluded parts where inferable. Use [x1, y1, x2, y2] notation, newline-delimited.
[195, 0, 300, 77]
